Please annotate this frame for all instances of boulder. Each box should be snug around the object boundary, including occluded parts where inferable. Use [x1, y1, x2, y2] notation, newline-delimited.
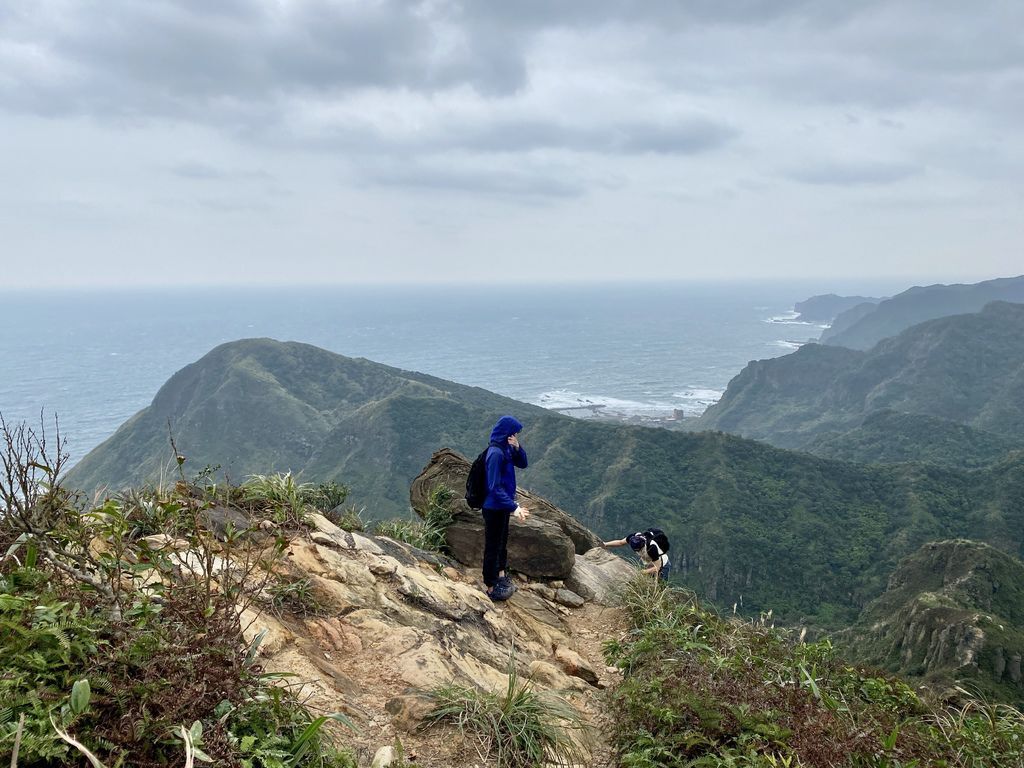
[554, 645, 600, 687]
[386, 693, 435, 733]
[409, 448, 601, 580]
[443, 509, 575, 580]
[566, 547, 636, 605]
[554, 588, 585, 609]
[307, 513, 384, 554]
[202, 505, 252, 540]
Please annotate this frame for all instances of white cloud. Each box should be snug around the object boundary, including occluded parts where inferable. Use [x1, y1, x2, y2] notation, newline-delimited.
[0, 0, 1021, 286]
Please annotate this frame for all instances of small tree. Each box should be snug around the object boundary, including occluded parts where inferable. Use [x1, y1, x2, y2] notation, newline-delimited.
[0, 410, 71, 535]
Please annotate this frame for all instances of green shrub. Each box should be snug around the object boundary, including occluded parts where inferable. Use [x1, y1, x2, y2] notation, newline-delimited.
[373, 484, 457, 553]
[604, 576, 1024, 768]
[267, 575, 325, 618]
[326, 504, 367, 532]
[0, 421, 354, 767]
[241, 472, 314, 527]
[300, 482, 350, 516]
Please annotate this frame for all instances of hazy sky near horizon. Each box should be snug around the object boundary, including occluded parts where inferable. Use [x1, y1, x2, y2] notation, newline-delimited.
[1, 1, 1021, 288]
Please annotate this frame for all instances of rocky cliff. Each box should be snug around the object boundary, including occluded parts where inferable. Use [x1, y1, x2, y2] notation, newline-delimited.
[838, 540, 1024, 705]
[239, 461, 635, 766]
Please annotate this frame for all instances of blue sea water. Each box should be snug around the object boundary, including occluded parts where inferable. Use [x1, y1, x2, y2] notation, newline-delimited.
[0, 281, 891, 467]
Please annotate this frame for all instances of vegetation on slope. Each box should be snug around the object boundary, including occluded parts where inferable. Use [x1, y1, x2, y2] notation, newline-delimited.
[524, 417, 1024, 626]
[605, 576, 1024, 767]
[59, 338, 1024, 628]
[804, 410, 1024, 469]
[423, 657, 586, 768]
[698, 301, 1024, 452]
[838, 540, 1024, 707]
[66, 339, 553, 514]
[0, 417, 355, 767]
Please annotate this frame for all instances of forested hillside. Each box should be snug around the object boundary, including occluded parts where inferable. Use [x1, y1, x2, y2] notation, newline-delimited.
[838, 539, 1024, 705]
[697, 301, 1024, 459]
[67, 338, 1024, 627]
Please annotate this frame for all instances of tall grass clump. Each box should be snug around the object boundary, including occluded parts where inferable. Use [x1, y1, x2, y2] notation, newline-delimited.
[0, 414, 354, 767]
[423, 657, 587, 768]
[603, 575, 1024, 767]
[374, 484, 458, 552]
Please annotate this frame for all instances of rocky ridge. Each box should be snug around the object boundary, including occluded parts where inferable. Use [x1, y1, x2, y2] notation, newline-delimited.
[839, 539, 1024, 704]
[238, 450, 635, 767]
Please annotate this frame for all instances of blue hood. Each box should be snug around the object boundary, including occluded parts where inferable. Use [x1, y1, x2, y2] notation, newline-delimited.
[489, 415, 523, 445]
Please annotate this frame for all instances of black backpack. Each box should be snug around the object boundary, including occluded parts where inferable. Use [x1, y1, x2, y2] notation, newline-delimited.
[465, 447, 491, 510]
[646, 527, 670, 553]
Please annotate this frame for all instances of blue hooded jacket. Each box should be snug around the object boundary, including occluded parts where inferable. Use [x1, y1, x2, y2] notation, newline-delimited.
[482, 415, 528, 511]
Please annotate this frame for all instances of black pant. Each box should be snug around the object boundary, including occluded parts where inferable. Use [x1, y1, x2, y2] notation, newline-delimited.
[481, 508, 511, 587]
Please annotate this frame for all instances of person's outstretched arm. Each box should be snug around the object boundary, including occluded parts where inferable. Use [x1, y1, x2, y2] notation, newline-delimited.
[603, 538, 627, 547]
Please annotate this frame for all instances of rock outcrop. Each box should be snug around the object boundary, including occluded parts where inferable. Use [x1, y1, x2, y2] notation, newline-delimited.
[409, 448, 603, 581]
[839, 539, 1024, 700]
[241, 485, 630, 766]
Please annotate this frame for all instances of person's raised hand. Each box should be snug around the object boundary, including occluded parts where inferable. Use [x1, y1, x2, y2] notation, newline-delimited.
[508, 434, 520, 449]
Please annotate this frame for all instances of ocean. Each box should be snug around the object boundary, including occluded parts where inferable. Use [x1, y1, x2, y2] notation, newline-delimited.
[0, 281, 893, 467]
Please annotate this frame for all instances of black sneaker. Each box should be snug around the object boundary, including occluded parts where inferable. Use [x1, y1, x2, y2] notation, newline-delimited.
[489, 581, 515, 601]
[497, 575, 516, 594]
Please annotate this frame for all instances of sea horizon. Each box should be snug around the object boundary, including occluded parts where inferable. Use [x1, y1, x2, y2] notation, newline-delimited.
[0, 277, 932, 468]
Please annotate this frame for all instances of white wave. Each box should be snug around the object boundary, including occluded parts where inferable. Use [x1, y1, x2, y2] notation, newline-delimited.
[671, 387, 724, 415]
[534, 389, 678, 417]
[672, 387, 723, 402]
[771, 340, 804, 351]
[534, 384, 725, 419]
[765, 317, 820, 326]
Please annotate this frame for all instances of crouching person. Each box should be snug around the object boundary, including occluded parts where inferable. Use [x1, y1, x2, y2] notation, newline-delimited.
[603, 528, 671, 581]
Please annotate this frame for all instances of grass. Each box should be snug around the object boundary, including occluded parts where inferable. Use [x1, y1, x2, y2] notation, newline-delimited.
[326, 504, 367, 532]
[422, 656, 587, 768]
[267, 575, 327, 618]
[603, 575, 1024, 767]
[374, 484, 458, 552]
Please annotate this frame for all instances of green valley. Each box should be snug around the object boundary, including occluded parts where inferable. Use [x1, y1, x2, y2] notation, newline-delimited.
[66, 338, 1024, 629]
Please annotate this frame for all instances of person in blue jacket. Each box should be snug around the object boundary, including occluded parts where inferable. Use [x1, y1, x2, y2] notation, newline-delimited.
[481, 415, 530, 601]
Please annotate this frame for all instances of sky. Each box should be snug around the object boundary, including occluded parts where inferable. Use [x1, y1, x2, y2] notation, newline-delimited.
[0, 0, 1021, 288]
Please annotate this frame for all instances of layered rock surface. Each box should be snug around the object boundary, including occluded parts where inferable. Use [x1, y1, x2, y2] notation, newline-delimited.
[241, 481, 634, 767]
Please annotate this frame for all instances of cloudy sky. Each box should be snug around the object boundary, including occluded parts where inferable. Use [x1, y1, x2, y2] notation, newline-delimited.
[1, 0, 1021, 287]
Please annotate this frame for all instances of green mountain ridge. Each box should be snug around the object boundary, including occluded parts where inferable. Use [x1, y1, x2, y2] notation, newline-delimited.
[68, 338, 554, 498]
[839, 539, 1024, 705]
[821, 274, 1024, 350]
[68, 337, 1024, 628]
[793, 292, 880, 323]
[697, 300, 1024, 460]
[805, 409, 1024, 468]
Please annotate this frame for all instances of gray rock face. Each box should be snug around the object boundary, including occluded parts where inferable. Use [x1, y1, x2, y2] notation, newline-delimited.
[443, 509, 576, 580]
[566, 548, 637, 605]
[410, 448, 601, 580]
